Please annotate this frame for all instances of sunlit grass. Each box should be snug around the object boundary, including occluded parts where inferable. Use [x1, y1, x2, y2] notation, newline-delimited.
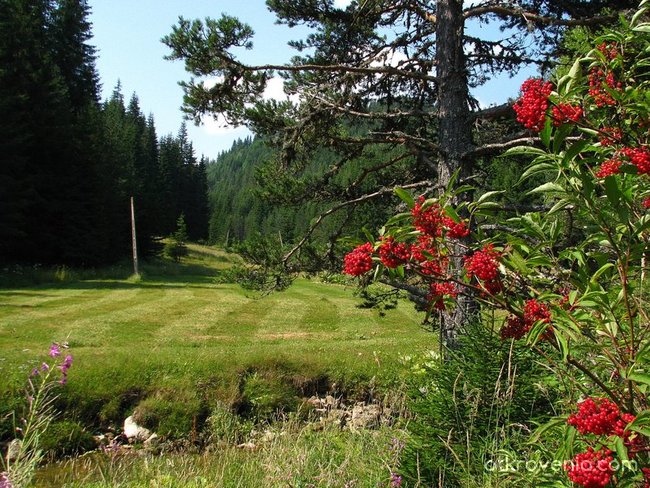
[0, 244, 432, 427]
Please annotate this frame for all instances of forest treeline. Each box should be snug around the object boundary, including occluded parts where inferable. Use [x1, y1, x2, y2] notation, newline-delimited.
[206, 135, 536, 252]
[0, 0, 208, 266]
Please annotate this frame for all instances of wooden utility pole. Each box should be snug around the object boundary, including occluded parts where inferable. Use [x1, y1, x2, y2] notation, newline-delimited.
[130, 197, 139, 275]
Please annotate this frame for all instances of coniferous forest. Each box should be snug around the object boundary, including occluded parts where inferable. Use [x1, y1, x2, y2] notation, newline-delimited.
[6, 1, 650, 487]
[0, 0, 209, 266]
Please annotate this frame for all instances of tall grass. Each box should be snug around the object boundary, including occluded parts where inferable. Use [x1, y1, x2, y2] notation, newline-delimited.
[36, 420, 406, 487]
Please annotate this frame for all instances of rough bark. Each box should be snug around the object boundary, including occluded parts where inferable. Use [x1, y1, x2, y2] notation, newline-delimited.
[436, 0, 477, 349]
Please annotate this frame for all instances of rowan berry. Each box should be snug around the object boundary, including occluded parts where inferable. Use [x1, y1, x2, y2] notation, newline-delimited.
[595, 158, 622, 178]
[621, 146, 650, 175]
[514, 78, 553, 132]
[565, 447, 614, 488]
[552, 103, 583, 126]
[411, 197, 445, 237]
[378, 236, 411, 269]
[464, 244, 500, 282]
[567, 397, 634, 437]
[343, 242, 374, 276]
[427, 281, 458, 311]
[442, 216, 470, 238]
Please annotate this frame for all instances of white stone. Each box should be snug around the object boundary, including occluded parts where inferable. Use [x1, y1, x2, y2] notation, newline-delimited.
[123, 415, 151, 442]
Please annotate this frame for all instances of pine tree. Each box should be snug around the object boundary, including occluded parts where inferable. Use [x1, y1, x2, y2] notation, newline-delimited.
[164, 0, 636, 347]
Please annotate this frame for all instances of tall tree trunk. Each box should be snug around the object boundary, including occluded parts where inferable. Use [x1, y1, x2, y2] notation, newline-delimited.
[436, 0, 477, 349]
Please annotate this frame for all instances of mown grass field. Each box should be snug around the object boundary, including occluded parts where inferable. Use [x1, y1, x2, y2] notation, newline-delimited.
[0, 245, 431, 400]
[0, 244, 434, 486]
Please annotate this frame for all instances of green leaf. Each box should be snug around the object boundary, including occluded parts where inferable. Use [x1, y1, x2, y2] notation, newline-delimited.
[444, 205, 460, 222]
[385, 212, 412, 227]
[476, 191, 505, 205]
[614, 436, 629, 462]
[562, 140, 588, 165]
[394, 188, 415, 209]
[553, 124, 572, 153]
[603, 176, 621, 208]
[540, 118, 552, 148]
[555, 331, 569, 361]
[547, 199, 570, 216]
[474, 202, 503, 210]
[626, 372, 650, 387]
[528, 418, 566, 444]
[568, 57, 582, 83]
[632, 7, 649, 27]
[504, 146, 548, 157]
[361, 227, 374, 244]
[590, 263, 614, 284]
[632, 24, 650, 33]
[527, 182, 565, 195]
[519, 162, 555, 183]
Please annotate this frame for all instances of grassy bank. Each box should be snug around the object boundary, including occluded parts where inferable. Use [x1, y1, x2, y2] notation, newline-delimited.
[0, 244, 432, 485]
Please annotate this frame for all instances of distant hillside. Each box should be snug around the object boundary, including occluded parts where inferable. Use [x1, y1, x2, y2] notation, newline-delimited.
[206, 137, 395, 249]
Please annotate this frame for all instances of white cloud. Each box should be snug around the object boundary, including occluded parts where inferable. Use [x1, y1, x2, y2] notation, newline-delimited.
[203, 113, 239, 135]
[200, 76, 296, 136]
[333, 0, 352, 9]
[263, 77, 287, 100]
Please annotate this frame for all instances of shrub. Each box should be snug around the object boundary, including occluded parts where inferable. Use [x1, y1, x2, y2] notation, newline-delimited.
[205, 403, 254, 446]
[133, 391, 207, 440]
[39, 420, 96, 458]
[400, 322, 556, 487]
[236, 371, 299, 421]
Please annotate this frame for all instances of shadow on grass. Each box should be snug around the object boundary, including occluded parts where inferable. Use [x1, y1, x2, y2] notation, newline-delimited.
[0, 260, 235, 291]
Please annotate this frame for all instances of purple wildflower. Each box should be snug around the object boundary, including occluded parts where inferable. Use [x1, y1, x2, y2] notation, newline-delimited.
[49, 343, 61, 358]
[41, 362, 49, 372]
[60, 355, 73, 373]
[31, 367, 39, 377]
[0, 472, 12, 488]
[389, 473, 402, 487]
[58, 376, 67, 385]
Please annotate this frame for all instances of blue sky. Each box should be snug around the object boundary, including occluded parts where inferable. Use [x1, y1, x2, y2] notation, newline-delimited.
[88, 0, 535, 160]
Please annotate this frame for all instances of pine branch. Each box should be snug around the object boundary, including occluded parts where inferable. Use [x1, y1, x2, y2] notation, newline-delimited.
[464, 136, 541, 159]
[282, 179, 435, 265]
[471, 103, 514, 121]
[312, 94, 437, 121]
[228, 59, 438, 83]
[463, 5, 620, 27]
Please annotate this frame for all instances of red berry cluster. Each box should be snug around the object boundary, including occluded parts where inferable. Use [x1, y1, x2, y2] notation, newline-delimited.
[513, 78, 553, 132]
[442, 216, 470, 238]
[427, 281, 458, 311]
[568, 397, 635, 437]
[552, 103, 583, 126]
[588, 68, 622, 107]
[343, 242, 374, 276]
[411, 236, 447, 277]
[411, 197, 470, 239]
[598, 127, 623, 147]
[412, 198, 446, 237]
[621, 146, 650, 175]
[597, 42, 620, 61]
[378, 236, 411, 269]
[565, 447, 614, 488]
[643, 197, 650, 209]
[464, 244, 501, 294]
[500, 315, 528, 340]
[500, 299, 552, 340]
[595, 157, 622, 178]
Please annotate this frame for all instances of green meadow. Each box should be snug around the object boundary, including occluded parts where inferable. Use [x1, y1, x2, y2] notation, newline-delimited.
[0, 245, 433, 486]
